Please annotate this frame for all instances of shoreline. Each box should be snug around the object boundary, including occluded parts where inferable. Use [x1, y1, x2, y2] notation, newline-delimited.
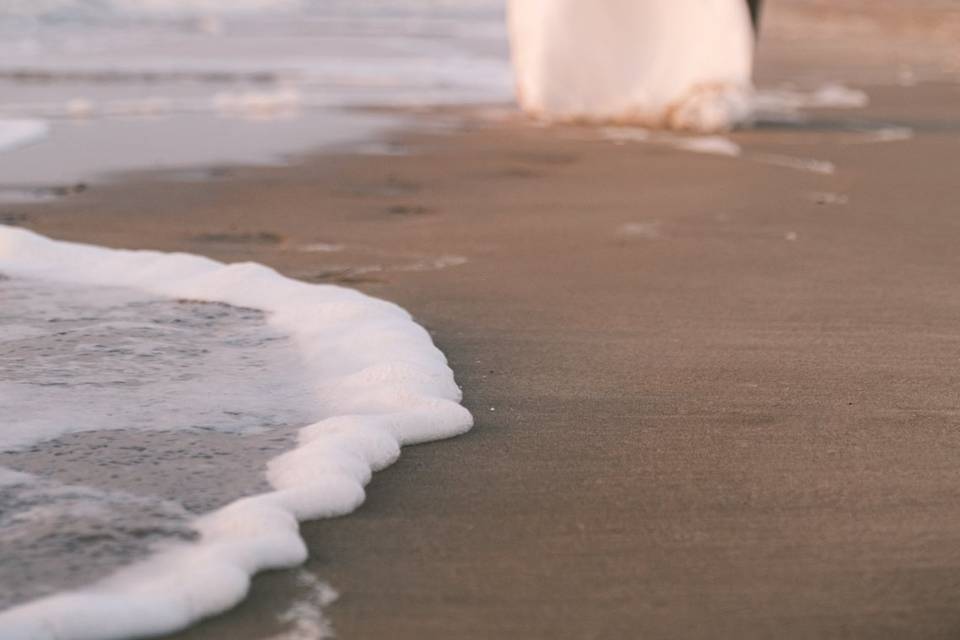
[0, 225, 471, 640]
[7, 71, 960, 637]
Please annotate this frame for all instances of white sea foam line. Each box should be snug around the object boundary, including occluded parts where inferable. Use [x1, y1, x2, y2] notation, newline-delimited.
[617, 221, 661, 239]
[601, 128, 742, 158]
[667, 135, 742, 157]
[0, 91, 320, 122]
[750, 153, 836, 176]
[2, 0, 305, 18]
[0, 225, 473, 640]
[0, 119, 49, 153]
[848, 126, 914, 145]
[752, 83, 870, 115]
[600, 128, 835, 176]
[298, 243, 345, 253]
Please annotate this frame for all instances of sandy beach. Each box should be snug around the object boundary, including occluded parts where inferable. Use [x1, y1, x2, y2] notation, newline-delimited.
[3, 2, 960, 638]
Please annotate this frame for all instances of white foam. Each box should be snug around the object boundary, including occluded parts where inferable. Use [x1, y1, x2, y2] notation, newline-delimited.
[0, 3, 512, 186]
[668, 135, 742, 157]
[396, 255, 468, 273]
[1, 94, 314, 122]
[851, 126, 914, 144]
[753, 83, 870, 116]
[601, 128, 741, 159]
[298, 243, 345, 254]
[808, 84, 870, 109]
[3, 0, 303, 20]
[0, 226, 473, 640]
[508, 0, 755, 132]
[600, 124, 838, 176]
[264, 571, 337, 640]
[617, 222, 661, 240]
[753, 153, 836, 176]
[0, 119, 48, 153]
[212, 89, 303, 121]
[0, 467, 33, 487]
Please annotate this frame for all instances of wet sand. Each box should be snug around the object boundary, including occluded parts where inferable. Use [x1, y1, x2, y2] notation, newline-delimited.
[7, 5, 960, 638]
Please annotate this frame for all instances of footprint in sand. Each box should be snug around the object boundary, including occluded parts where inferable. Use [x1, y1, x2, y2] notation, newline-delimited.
[808, 192, 849, 206]
[0, 212, 28, 225]
[491, 166, 543, 179]
[340, 176, 422, 198]
[386, 204, 435, 217]
[191, 231, 285, 245]
[507, 151, 579, 166]
[0, 184, 87, 204]
[303, 267, 384, 285]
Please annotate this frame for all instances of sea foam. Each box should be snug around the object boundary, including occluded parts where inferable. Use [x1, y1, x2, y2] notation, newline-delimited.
[0, 226, 473, 640]
[0, 119, 47, 153]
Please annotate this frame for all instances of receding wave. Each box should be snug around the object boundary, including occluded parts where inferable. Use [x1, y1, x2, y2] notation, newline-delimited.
[0, 226, 473, 640]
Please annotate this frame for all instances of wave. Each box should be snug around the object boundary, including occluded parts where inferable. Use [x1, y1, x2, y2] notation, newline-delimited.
[0, 225, 473, 640]
[1, 0, 303, 21]
[1, 0, 500, 23]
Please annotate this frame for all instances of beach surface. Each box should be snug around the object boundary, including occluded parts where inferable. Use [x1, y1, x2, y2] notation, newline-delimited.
[6, 2, 960, 638]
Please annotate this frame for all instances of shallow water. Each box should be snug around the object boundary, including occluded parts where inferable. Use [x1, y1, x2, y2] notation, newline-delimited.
[0, 275, 321, 609]
[0, 0, 510, 186]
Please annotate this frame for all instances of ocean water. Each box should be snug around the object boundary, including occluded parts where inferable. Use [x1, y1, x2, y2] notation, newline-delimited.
[0, 226, 472, 639]
[0, 4, 483, 634]
[0, 2, 408, 627]
[0, 274, 321, 610]
[0, 0, 510, 188]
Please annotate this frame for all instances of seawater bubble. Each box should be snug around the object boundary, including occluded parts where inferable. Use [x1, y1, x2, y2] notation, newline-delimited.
[0, 275, 321, 609]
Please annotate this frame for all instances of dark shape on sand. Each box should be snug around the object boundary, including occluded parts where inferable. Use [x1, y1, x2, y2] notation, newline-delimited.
[0, 212, 28, 226]
[192, 231, 285, 245]
[387, 205, 435, 216]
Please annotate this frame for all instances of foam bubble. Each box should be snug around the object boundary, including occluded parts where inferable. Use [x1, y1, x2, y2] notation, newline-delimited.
[668, 135, 742, 157]
[0, 226, 473, 640]
[0, 119, 48, 153]
[753, 153, 836, 176]
[752, 83, 870, 117]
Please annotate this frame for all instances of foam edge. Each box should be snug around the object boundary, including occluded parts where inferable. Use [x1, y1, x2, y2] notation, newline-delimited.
[0, 225, 473, 640]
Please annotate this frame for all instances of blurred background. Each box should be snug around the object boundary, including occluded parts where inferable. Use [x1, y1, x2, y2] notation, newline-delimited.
[0, 0, 958, 196]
